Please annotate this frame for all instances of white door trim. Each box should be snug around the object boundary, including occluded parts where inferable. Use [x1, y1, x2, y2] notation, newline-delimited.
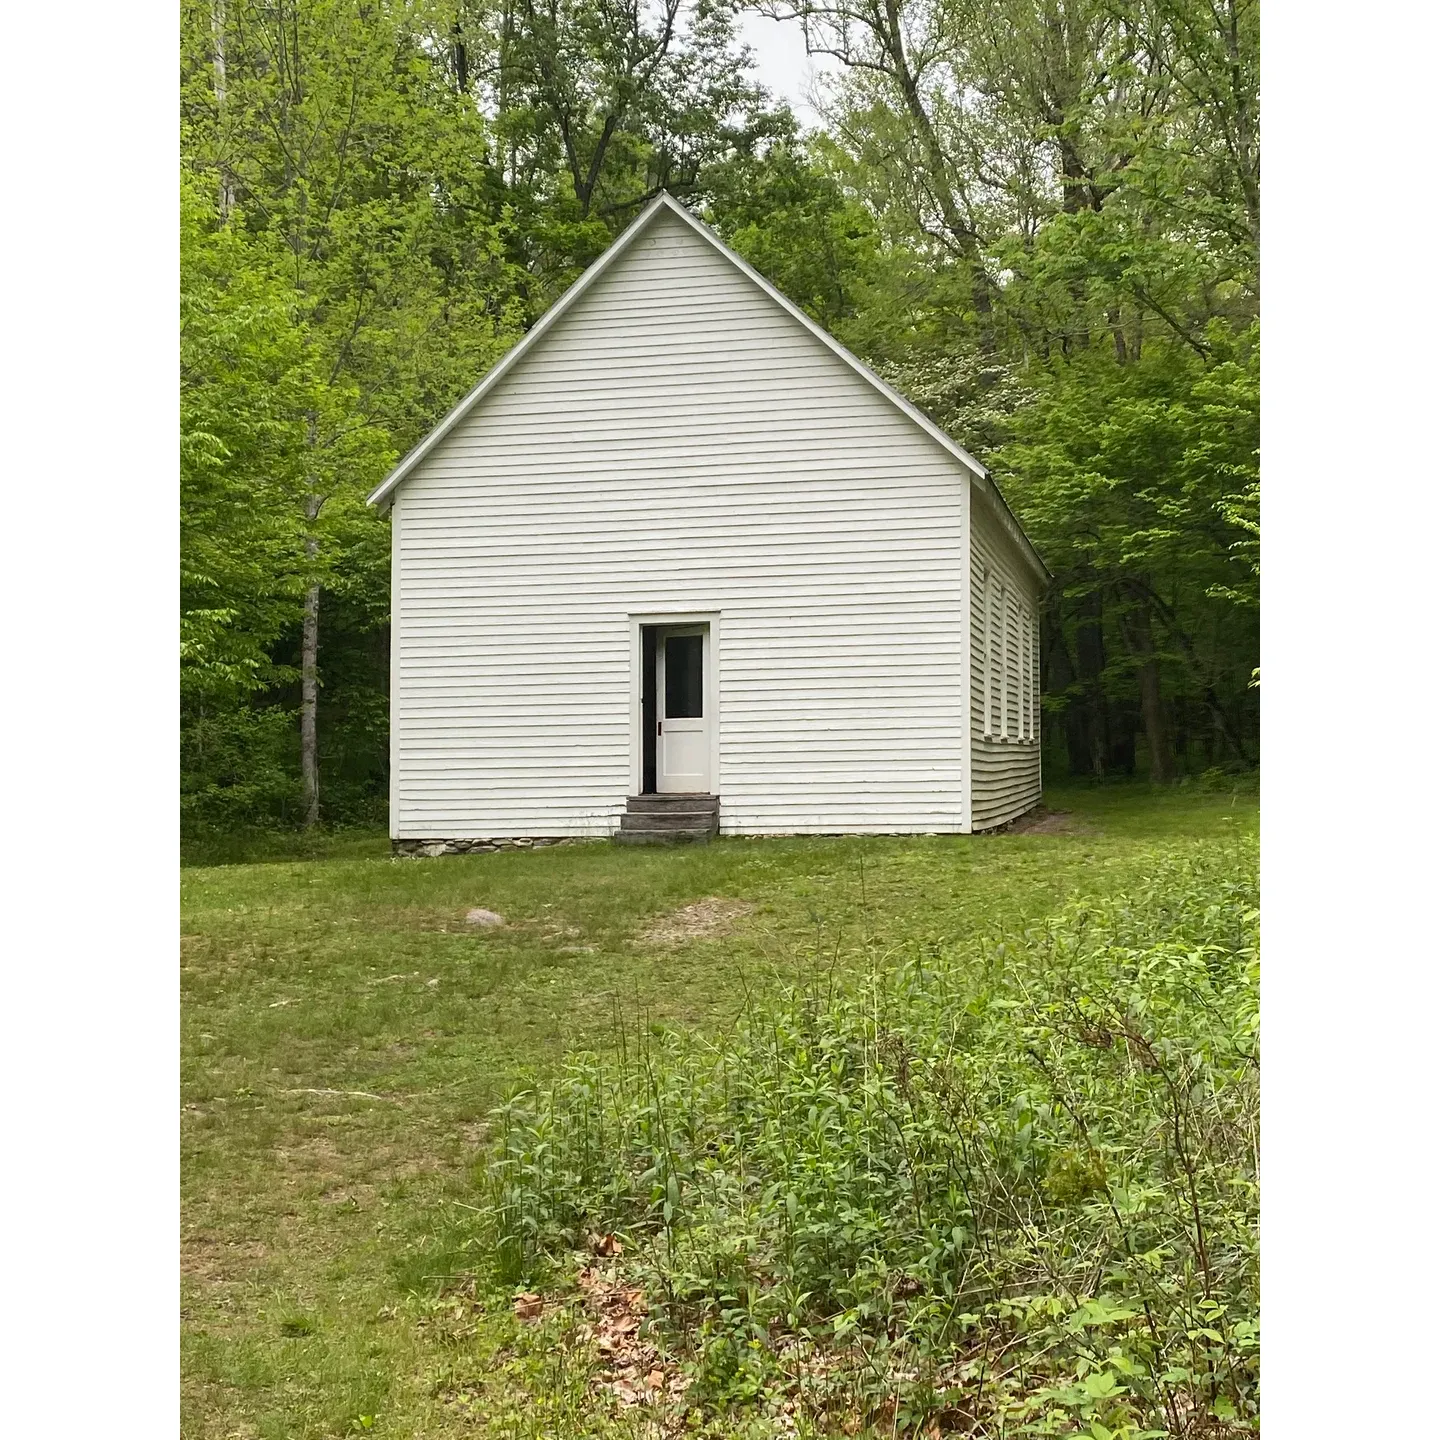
[628, 611, 721, 798]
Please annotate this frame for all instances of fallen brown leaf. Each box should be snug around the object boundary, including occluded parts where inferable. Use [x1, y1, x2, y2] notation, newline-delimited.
[512, 1291, 543, 1322]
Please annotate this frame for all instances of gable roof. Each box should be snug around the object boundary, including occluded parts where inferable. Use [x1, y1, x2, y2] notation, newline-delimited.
[367, 192, 1048, 583]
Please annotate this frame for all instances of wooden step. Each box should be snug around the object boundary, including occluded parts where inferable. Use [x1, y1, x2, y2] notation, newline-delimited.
[625, 793, 718, 814]
[615, 793, 720, 845]
[619, 808, 718, 832]
[613, 825, 714, 846]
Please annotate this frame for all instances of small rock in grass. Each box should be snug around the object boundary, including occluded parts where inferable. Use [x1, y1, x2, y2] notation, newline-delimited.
[464, 907, 505, 927]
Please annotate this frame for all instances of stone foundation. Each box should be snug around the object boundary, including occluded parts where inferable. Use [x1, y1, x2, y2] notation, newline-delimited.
[392, 836, 599, 857]
[394, 826, 1027, 855]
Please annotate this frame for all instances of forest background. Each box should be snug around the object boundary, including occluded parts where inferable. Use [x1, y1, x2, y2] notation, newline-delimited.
[180, 0, 1258, 835]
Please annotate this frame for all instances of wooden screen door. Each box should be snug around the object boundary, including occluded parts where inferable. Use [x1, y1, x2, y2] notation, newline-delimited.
[656, 626, 710, 793]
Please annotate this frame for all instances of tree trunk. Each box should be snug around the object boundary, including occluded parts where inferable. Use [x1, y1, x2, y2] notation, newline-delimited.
[1109, 305, 1128, 363]
[1136, 656, 1171, 783]
[1138, 581, 1254, 765]
[1045, 609, 1090, 778]
[1173, 706, 1191, 775]
[451, 20, 469, 94]
[1224, 0, 1260, 246]
[1106, 709, 1137, 775]
[1073, 586, 1108, 777]
[301, 479, 321, 830]
[211, 0, 234, 217]
[878, 0, 994, 332]
[1122, 591, 1174, 784]
[300, 569, 320, 828]
[500, 0, 515, 185]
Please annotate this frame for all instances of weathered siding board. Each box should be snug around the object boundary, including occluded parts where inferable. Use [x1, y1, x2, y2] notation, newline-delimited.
[969, 487, 1042, 829]
[391, 208, 974, 838]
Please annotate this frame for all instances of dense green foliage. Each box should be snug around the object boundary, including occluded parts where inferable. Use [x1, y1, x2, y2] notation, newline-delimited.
[483, 844, 1258, 1433]
[180, 0, 1258, 832]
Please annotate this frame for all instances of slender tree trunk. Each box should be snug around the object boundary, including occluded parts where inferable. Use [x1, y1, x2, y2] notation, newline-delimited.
[1045, 607, 1089, 778]
[301, 424, 322, 828]
[451, 19, 469, 94]
[1073, 586, 1108, 777]
[1224, 0, 1260, 246]
[1122, 591, 1174, 783]
[879, 0, 994, 332]
[211, 0, 234, 217]
[501, 0, 515, 185]
[301, 538, 320, 827]
[1109, 305, 1128, 363]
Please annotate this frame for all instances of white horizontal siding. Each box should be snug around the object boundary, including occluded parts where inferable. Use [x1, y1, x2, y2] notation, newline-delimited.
[970, 490, 1042, 829]
[392, 208, 975, 838]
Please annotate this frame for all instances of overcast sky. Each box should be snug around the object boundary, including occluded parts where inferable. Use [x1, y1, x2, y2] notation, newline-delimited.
[734, 12, 839, 130]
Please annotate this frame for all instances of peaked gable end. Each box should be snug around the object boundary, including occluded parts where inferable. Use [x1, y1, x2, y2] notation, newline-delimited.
[367, 194, 1046, 585]
[397, 206, 963, 511]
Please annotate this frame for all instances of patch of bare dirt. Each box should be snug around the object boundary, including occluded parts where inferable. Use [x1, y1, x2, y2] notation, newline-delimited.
[181, 1234, 268, 1285]
[635, 897, 755, 947]
[457, 1119, 491, 1150]
[990, 805, 1095, 836]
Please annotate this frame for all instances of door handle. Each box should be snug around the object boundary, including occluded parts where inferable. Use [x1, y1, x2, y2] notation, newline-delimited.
[657, 720, 663, 735]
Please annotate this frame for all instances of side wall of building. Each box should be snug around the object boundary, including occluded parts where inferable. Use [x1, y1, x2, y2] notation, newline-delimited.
[390, 207, 977, 838]
[969, 485, 1043, 828]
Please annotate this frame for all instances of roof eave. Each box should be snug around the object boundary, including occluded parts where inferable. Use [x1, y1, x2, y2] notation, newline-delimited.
[644, 198, 1048, 586]
[366, 191, 675, 511]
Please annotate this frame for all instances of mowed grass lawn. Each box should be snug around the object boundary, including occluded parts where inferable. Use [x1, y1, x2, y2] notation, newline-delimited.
[181, 784, 1258, 1439]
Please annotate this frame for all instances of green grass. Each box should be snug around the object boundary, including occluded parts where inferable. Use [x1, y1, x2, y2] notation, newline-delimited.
[181, 784, 1257, 1438]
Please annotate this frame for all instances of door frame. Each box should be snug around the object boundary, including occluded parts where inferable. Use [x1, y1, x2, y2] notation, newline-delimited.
[629, 611, 720, 797]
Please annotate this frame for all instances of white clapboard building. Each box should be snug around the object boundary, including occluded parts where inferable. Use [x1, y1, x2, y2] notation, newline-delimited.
[369, 193, 1049, 847]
